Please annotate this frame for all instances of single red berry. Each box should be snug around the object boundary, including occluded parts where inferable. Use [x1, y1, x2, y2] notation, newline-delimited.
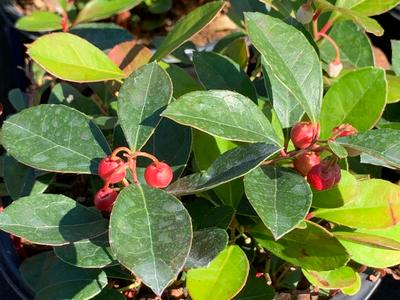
[144, 162, 173, 188]
[291, 122, 320, 149]
[332, 123, 358, 138]
[94, 187, 118, 213]
[98, 157, 126, 184]
[307, 160, 341, 191]
[293, 152, 321, 176]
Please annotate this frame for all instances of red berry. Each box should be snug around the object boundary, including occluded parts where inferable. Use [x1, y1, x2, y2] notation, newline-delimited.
[144, 162, 173, 188]
[307, 160, 341, 191]
[291, 122, 320, 149]
[98, 157, 126, 184]
[293, 152, 321, 176]
[94, 187, 118, 212]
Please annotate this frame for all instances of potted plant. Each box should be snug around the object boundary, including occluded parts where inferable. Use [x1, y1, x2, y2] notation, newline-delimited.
[1, 0, 400, 299]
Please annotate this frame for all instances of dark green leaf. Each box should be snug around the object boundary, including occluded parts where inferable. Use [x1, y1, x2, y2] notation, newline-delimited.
[8, 88, 28, 111]
[3, 156, 35, 200]
[91, 288, 125, 300]
[198, 206, 235, 230]
[163, 64, 203, 98]
[0, 194, 108, 245]
[2, 105, 110, 174]
[118, 62, 172, 151]
[245, 167, 312, 239]
[236, 269, 275, 300]
[109, 185, 192, 296]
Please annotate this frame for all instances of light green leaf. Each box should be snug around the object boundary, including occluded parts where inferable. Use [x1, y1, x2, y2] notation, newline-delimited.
[20, 251, 107, 300]
[166, 143, 280, 196]
[151, 1, 224, 61]
[162, 90, 280, 145]
[0, 194, 108, 246]
[187, 245, 249, 300]
[313, 179, 400, 229]
[54, 232, 117, 268]
[74, 0, 143, 24]
[109, 185, 192, 296]
[118, 62, 172, 151]
[302, 266, 359, 290]
[2, 105, 110, 174]
[328, 140, 348, 159]
[15, 11, 63, 32]
[320, 67, 387, 138]
[387, 74, 400, 104]
[246, 12, 323, 125]
[335, 0, 400, 16]
[392, 40, 400, 76]
[251, 221, 350, 271]
[27, 33, 125, 82]
[244, 166, 312, 239]
[333, 231, 400, 251]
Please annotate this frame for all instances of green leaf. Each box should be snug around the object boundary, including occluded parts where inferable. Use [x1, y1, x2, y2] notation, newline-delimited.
[342, 273, 362, 295]
[336, 224, 400, 268]
[8, 88, 28, 111]
[91, 288, 125, 300]
[49, 82, 102, 115]
[0, 194, 108, 245]
[246, 12, 322, 124]
[313, 179, 400, 229]
[27, 33, 125, 82]
[74, 0, 143, 24]
[328, 140, 348, 158]
[20, 251, 107, 300]
[54, 232, 117, 268]
[3, 156, 35, 200]
[151, 1, 224, 61]
[187, 245, 249, 300]
[333, 231, 400, 251]
[109, 185, 192, 296]
[251, 221, 350, 271]
[198, 206, 235, 230]
[2, 105, 110, 174]
[70, 23, 133, 51]
[193, 52, 257, 102]
[392, 40, 400, 76]
[335, 0, 400, 16]
[244, 166, 312, 239]
[318, 21, 374, 68]
[118, 62, 172, 151]
[387, 74, 400, 104]
[15, 11, 63, 32]
[162, 90, 280, 145]
[312, 171, 359, 208]
[302, 266, 359, 290]
[220, 38, 249, 70]
[236, 270, 275, 300]
[337, 129, 400, 169]
[185, 228, 228, 269]
[320, 67, 387, 138]
[166, 143, 280, 196]
[163, 64, 203, 98]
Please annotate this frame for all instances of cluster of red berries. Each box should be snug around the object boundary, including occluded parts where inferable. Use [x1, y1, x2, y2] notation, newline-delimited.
[290, 122, 357, 191]
[93, 148, 173, 213]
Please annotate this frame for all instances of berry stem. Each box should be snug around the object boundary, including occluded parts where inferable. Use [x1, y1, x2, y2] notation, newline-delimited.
[128, 156, 139, 184]
[111, 147, 132, 160]
[132, 151, 160, 164]
[318, 32, 341, 63]
[122, 178, 130, 187]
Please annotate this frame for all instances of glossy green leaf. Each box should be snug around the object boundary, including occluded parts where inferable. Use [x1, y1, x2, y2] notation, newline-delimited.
[337, 129, 400, 169]
[313, 179, 400, 229]
[198, 206, 234, 230]
[104, 266, 134, 281]
[335, 0, 400, 16]
[20, 251, 107, 300]
[0, 194, 108, 245]
[342, 273, 362, 295]
[246, 12, 322, 124]
[54, 232, 117, 268]
[70, 23, 133, 51]
[49, 82, 102, 115]
[220, 38, 249, 70]
[187, 245, 249, 300]
[8, 88, 28, 111]
[302, 266, 359, 290]
[30, 173, 54, 195]
[15, 11, 63, 32]
[151, 1, 224, 61]
[251, 221, 350, 271]
[163, 64, 203, 98]
[312, 171, 359, 208]
[2, 105, 110, 174]
[236, 270, 275, 300]
[109, 184, 192, 296]
[328, 140, 348, 159]
[336, 224, 400, 268]
[334, 231, 400, 250]
[392, 40, 400, 76]
[320, 67, 387, 138]
[118, 62, 172, 151]
[193, 52, 257, 102]
[74, 0, 143, 24]
[27, 33, 125, 82]
[166, 143, 280, 196]
[387, 74, 400, 104]
[162, 90, 280, 145]
[244, 166, 312, 239]
[3, 156, 35, 200]
[91, 288, 125, 300]
[318, 21, 374, 68]
[185, 228, 228, 269]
